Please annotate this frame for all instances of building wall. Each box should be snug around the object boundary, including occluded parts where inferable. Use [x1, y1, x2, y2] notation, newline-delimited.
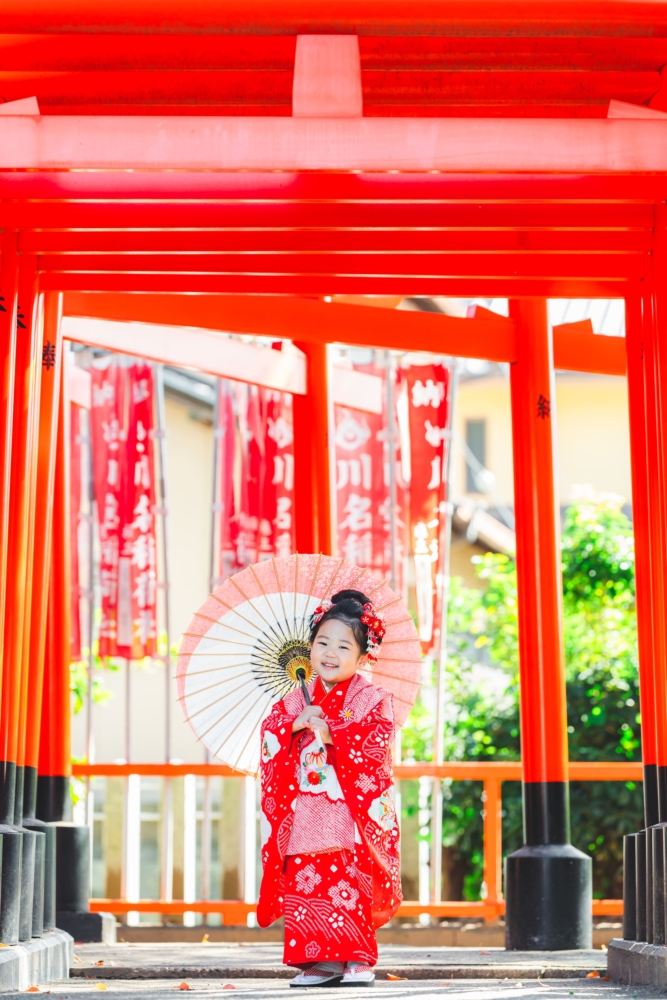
[455, 372, 632, 508]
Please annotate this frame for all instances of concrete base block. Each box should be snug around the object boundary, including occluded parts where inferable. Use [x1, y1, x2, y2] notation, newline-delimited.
[56, 912, 116, 944]
[0, 928, 73, 991]
[608, 937, 667, 986]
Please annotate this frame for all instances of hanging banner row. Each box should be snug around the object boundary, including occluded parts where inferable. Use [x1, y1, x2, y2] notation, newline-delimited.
[73, 354, 450, 661]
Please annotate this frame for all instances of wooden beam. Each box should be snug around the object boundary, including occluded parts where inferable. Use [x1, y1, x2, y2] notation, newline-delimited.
[1, 115, 667, 173]
[36, 251, 643, 280]
[62, 293, 517, 363]
[552, 319, 626, 376]
[61, 316, 307, 394]
[62, 293, 628, 375]
[3, 1, 667, 35]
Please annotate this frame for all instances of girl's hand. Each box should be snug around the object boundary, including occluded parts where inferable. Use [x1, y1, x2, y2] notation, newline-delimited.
[308, 716, 333, 745]
[292, 705, 324, 733]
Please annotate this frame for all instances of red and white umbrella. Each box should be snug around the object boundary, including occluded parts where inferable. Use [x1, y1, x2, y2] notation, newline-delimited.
[177, 554, 421, 775]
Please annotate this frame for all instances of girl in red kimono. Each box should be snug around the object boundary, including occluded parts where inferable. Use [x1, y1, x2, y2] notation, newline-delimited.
[257, 589, 402, 988]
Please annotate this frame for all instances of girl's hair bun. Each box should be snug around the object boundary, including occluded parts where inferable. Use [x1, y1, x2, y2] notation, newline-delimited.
[331, 589, 369, 608]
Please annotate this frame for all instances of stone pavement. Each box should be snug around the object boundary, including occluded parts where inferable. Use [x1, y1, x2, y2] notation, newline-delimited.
[3, 976, 660, 1000]
[69, 945, 609, 982]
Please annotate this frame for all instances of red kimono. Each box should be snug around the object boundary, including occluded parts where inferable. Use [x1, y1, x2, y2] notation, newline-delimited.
[257, 672, 402, 968]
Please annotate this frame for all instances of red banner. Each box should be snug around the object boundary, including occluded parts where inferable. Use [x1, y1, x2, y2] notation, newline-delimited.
[215, 380, 295, 583]
[334, 398, 385, 572]
[263, 390, 295, 560]
[91, 362, 158, 660]
[116, 364, 158, 660]
[90, 364, 127, 658]
[334, 364, 407, 594]
[400, 364, 450, 651]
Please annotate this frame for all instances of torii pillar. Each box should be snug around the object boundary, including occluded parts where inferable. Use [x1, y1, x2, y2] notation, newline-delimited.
[504, 299, 592, 950]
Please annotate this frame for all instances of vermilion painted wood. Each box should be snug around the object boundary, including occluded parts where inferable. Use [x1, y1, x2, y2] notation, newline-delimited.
[4, 256, 40, 770]
[4, 34, 667, 74]
[509, 299, 568, 785]
[4, 0, 667, 34]
[0, 235, 18, 774]
[292, 341, 332, 554]
[1, 168, 663, 201]
[552, 323, 627, 377]
[0, 70, 656, 114]
[59, 290, 627, 374]
[639, 272, 667, 772]
[39, 273, 628, 296]
[38, 358, 71, 778]
[0, 70, 295, 107]
[62, 316, 307, 394]
[3, 201, 654, 231]
[69, 759, 643, 779]
[649, 209, 667, 770]
[19, 231, 652, 254]
[16, 262, 43, 773]
[34, 252, 643, 280]
[62, 291, 519, 361]
[24, 292, 62, 771]
[2, 116, 667, 173]
[84, 897, 624, 917]
[625, 295, 658, 778]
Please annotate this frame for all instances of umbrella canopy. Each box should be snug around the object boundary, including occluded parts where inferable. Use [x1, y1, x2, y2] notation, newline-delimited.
[177, 554, 421, 775]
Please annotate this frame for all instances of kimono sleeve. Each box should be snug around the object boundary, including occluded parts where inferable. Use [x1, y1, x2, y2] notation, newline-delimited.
[259, 700, 295, 777]
[257, 697, 301, 928]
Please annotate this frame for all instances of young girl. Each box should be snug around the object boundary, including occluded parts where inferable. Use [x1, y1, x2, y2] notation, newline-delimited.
[257, 589, 402, 987]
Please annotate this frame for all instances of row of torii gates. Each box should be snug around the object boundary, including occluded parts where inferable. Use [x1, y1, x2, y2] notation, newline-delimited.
[0, 0, 666, 955]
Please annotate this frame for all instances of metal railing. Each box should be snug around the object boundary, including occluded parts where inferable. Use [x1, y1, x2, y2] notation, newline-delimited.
[72, 760, 634, 922]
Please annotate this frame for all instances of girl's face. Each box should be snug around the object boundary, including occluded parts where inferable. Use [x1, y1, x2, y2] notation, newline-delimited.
[310, 618, 366, 686]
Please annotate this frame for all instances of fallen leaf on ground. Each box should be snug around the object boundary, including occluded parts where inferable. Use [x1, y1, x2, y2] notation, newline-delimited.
[222, 987, 236, 991]
[601, 977, 610, 981]
[479, 951, 491, 955]
[95, 984, 107, 991]
[26, 986, 40, 992]
[201, 934, 209, 944]
[386, 975, 407, 981]
[176, 983, 192, 991]
[95, 962, 104, 967]
[586, 971, 601, 979]
[73, 957, 82, 964]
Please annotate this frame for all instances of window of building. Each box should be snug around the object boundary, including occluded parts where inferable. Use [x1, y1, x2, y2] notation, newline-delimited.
[466, 419, 487, 492]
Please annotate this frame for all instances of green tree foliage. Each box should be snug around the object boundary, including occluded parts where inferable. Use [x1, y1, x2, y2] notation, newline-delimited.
[402, 489, 643, 900]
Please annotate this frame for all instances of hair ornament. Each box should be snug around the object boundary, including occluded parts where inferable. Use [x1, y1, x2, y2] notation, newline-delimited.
[360, 601, 385, 664]
[312, 600, 333, 624]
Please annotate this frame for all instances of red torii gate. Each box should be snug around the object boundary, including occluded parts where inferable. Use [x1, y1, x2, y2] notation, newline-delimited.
[0, 0, 665, 953]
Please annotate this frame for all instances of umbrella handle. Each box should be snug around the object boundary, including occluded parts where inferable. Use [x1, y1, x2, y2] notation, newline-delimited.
[298, 673, 326, 754]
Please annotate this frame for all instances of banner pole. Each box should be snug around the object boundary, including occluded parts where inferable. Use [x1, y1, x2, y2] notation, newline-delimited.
[154, 363, 174, 904]
[385, 350, 398, 594]
[430, 360, 458, 907]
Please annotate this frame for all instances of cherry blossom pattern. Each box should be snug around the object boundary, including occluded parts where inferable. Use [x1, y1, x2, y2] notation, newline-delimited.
[328, 879, 359, 912]
[328, 911, 345, 930]
[305, 941, 321, 960]
[349, 749, 363, 765]
[295, 864, 322, 895]
[294, 905, 308, 923]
